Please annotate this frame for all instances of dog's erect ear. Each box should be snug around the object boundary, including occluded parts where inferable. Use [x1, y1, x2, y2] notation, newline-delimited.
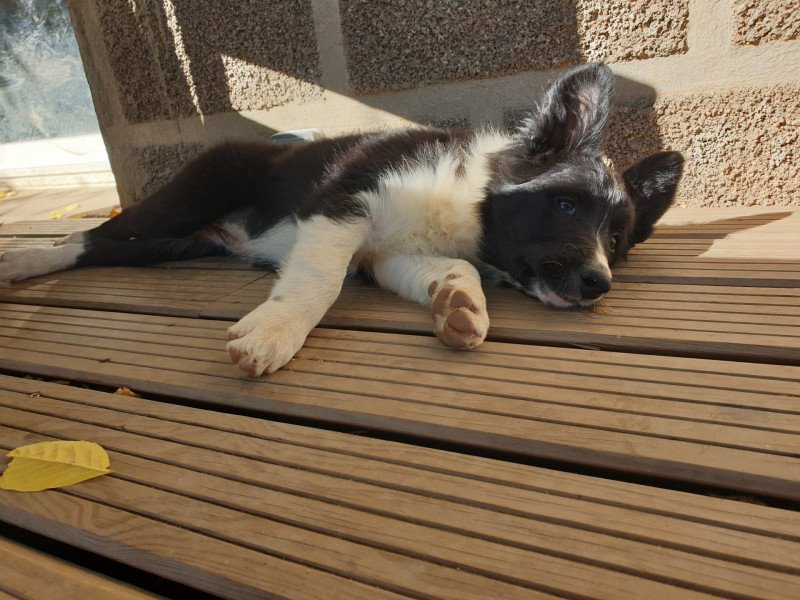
[624, 151, 685, 245]
[522, 63, 614, 157]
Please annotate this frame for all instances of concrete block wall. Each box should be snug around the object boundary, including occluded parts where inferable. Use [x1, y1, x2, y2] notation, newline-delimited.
[67, 0, 799, 207]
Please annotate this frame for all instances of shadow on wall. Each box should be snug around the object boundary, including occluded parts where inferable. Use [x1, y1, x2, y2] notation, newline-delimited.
[91, 0, 667, 199]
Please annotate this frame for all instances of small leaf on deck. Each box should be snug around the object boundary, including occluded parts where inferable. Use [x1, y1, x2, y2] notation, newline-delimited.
[115, 387, 138, 397]
[0, 441, 113, 492]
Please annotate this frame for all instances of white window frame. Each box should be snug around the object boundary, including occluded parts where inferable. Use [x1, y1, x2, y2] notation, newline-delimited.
[0, 133, 114, 189]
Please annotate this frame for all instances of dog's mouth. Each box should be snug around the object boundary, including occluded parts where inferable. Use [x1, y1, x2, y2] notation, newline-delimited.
[481, 263, 604, 309]
[524, 278, 603, 310]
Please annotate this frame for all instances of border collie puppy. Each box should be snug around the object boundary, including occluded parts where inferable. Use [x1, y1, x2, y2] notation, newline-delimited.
[0, 63, 683, 376]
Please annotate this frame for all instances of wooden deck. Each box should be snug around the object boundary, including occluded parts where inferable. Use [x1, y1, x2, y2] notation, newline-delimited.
[1, 207, 799, 599]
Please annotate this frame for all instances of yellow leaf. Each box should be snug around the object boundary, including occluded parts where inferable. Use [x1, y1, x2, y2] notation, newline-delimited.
[64, 203, 81, 212]
[115, 387, 138, 397]
[49, 210, 65, 220]
[0, 441, 112, 492]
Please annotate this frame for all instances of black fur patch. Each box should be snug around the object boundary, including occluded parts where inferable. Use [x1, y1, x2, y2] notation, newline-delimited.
[294, 128, 467, 222]
[76, 235, 229, 268]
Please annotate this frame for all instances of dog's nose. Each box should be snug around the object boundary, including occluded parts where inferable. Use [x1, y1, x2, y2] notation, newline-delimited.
[579, 268, 611, 299]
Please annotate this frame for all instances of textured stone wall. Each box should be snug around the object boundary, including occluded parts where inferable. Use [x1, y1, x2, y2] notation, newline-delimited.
[734, 0, 800, 46]
[657, 85, 799, 206]
[68, 0, 800, 207]
[339, 0, 688, 94]
[607, 85, 799, 207]
[93, 0, 321, 124]
[576, 0, 688, 62]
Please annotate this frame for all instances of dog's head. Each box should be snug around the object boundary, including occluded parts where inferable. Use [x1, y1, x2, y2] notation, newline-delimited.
[480, 63, 684, 308]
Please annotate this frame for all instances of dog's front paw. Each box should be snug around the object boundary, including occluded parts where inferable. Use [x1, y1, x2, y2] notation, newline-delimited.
[429, 280, 489, 350]
[0, 248, 50, 282]
[226, 307, 307, 376]
[0, 249, 37, 282]
[0, 245, 82, 282]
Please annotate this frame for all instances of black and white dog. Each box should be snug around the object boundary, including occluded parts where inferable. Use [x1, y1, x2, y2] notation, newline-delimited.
[0, 63, 683, 376]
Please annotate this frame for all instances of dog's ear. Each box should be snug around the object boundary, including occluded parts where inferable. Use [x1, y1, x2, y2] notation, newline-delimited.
[624, 151, 684, 245]
[521, 62, 614, 157]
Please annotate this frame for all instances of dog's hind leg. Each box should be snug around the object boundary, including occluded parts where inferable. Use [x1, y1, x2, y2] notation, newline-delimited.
[371, 254, 490, 349]
[226, 215, 368, 376]
[59, 142, 289, 246]
[0, 233, 228, 282]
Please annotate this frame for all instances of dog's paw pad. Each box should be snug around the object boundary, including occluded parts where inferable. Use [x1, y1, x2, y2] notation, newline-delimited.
[431, 285, 489, 350]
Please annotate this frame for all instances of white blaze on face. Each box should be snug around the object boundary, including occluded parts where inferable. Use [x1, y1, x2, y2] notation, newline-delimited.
[594, 234, 612, 280]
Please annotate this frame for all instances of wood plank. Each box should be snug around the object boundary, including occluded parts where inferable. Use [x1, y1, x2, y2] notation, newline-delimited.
[0, 424, 635, 600]
[4, 377, 800, 598]
[0, 537, 159, 600]
[210, 284, 800, 364]
[621, 255, 800, 270]
[2, 302, 796, 387]
[2, 272, 798, 364]
[2, 302, 797, 383]
[651, 209, 800, 262]
[0, 237, 62, 250]
[0, 491, 407, 600]
[0, 219, 107, 237]
[0, 424, 759, 600]
[4, 311, 800, 414]
[1, 306, 799, 499]
[5, 374, 798, 537]
[656, 207, 796, 221]
[612, 265, 798, 286]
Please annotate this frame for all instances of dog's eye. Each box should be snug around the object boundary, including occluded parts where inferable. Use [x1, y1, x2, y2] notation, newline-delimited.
[557, 198, 576, 215]
[609, 235, 620, 253]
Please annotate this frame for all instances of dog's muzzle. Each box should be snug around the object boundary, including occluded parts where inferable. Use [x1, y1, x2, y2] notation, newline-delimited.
[579, 267, 611, 300]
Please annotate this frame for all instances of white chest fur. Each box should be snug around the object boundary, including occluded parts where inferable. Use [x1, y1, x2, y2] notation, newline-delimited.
[356, 129, 511, 265]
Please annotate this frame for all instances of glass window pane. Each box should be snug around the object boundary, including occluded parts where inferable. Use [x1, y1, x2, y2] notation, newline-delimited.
[0, 0, 101, 144]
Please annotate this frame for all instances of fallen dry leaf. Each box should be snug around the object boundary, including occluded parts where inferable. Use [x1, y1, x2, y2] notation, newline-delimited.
[115, 387, 139, 397]
[0, 440, 112, 492]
